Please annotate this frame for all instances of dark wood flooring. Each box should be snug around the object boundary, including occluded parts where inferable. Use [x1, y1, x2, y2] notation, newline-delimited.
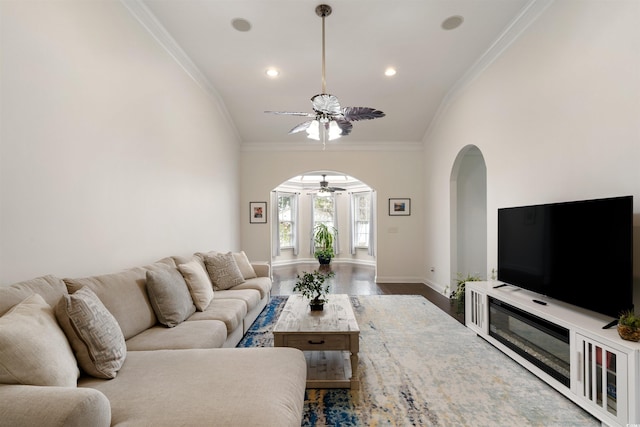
[271, 263, 464, 324]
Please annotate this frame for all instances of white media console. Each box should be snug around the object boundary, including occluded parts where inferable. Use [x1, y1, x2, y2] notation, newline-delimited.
[465, 281, 639, 427]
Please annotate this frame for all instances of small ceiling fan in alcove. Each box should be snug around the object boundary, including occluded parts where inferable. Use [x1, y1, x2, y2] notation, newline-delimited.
[304, 174, 346, 193]
[265, 4, 385, 149]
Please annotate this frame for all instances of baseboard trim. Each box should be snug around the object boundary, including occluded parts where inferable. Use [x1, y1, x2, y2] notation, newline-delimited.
[271, 258, 376, 267]
[375, 276, 425, 284]
[423, 279, 448, 295]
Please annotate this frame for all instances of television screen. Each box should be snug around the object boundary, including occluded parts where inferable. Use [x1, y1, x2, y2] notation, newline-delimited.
[498, 196, 633, 318]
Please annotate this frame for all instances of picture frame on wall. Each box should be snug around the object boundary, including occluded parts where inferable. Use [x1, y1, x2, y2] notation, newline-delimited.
[389, 198, 411, 216]
[250, 201, 267, 224]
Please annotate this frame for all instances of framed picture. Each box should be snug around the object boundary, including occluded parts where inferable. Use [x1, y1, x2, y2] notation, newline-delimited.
[389, 198, 411, 216]
[250, 201, 267, 224]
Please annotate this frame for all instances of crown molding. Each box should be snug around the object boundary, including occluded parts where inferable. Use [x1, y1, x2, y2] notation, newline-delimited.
[423, 0, 555, 142]
[120, 0, 241, 142]
[241, 141, 424, 152]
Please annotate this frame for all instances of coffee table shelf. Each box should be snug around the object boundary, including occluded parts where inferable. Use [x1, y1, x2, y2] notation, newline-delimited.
[273, 294, 360, 389]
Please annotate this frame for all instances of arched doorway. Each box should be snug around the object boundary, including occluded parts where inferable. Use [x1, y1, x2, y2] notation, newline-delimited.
[450, 146, 487, 291]
[270, 171, 376, 269]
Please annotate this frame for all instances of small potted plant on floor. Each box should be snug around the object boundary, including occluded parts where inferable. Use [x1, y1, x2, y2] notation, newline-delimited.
[450, 272, 481, 315]
[313, 223, 337, 265]
[293, 269, 335, 311]
[617, 310, 640, 342]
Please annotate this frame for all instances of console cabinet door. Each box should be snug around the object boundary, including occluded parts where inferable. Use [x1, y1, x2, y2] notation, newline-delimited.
[465, 284, 487, 334]
[575, 333, 628, 426]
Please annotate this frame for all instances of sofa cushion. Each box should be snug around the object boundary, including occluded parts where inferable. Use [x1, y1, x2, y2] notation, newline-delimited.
[146, 268, 196, 327]
[64, 260, 174, 340]
[0, 275, 68, 316]
[79, 348, 307, 427]
[215, 289, 262, 312]
[0, 294, 79, 387]
[177, 260, 213, 311]
[232, 277, 272, 299]
[56, 287, 126, 379]
[204, 252, 244, 290]
[232, 251, 257, 279]
[125, 320, 227, 351]
[187, 298, 246, 333]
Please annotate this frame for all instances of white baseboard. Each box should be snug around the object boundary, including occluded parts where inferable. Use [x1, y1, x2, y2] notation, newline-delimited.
[375, 276, 425, 284]
[271, 258, 376, 267]
[423, 279, 449, 296]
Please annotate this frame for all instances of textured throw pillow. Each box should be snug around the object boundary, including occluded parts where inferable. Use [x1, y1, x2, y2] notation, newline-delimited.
[56, 286, 126, 379]
[204, 252, 245, 290]
[0, 294, 79, 387]
[146, 268, 196, 327]
[233, 251, 257, 280]
[177, 260, 214, 311]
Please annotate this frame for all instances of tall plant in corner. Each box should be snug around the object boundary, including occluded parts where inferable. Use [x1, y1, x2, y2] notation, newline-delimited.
[314, 223, 336, 265]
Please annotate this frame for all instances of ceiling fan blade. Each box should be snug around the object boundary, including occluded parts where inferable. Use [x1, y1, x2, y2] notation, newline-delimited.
[328, 187, 346, 192]
[288, 120, 314, 134]
[334, 119, 353, 136]
[265, 111, 315, 117]
[342, 106, 385, 121]
[311, 94, 341, 115]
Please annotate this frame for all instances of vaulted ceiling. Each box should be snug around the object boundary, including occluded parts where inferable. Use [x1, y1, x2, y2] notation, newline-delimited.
[128, 0, 545, 147]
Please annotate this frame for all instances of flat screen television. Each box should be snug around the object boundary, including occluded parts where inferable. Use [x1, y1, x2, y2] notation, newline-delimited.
[498, 195, 633, 319]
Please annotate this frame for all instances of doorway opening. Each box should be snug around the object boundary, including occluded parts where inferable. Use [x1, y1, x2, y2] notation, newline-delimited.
[270, 171, 377, 271]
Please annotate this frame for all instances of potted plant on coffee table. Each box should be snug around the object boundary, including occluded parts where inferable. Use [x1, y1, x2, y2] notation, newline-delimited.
[293, 269, 335, 311]
[313, 223, 337, 265]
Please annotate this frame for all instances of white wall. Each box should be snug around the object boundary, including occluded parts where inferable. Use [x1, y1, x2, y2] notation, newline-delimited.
[423, 0, 640, 296]
[0, 0, 240, 283]
[241, 148, 425, 282]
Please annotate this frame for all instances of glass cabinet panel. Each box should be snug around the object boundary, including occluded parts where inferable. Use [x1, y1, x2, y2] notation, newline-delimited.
[576, 334, 628, 425]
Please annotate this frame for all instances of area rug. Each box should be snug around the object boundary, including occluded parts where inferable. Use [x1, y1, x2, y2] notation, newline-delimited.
[238, 295, 598, 426]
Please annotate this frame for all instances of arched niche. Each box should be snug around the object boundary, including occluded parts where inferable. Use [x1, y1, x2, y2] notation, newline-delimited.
[450, 145, 487, 291]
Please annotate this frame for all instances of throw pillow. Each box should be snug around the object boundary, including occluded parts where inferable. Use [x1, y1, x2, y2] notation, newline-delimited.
[204, 252, 245, 290]
[177, 260, 214, 311]
[146, 268, 196, 327]
[56, 286, 126, 379]
[0, 294, 79, 387]
[233, 251, 257, 280]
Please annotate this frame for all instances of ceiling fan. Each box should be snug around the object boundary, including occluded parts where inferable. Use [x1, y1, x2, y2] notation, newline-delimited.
[265, 4, 385, 147]
[306, 174, 346, 193]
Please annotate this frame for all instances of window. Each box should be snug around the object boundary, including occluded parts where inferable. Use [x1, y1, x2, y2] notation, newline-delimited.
[312, 193, 337, 255]
[352, 192, 371, 248]
[278, 193, 296, 248]
[313, 193, 335, 232]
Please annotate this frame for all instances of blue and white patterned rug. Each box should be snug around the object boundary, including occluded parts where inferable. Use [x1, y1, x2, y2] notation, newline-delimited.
[238, 295, 598, 426]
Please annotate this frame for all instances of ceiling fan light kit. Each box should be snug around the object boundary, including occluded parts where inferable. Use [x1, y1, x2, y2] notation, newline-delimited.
[265, 4, 385, 148]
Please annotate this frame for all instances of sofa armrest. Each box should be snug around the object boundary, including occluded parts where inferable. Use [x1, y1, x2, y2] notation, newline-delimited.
[251, 262, 270, 278]
[0, 384, 111, 427]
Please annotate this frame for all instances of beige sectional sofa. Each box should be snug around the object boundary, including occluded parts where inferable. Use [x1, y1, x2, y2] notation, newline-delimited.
[0, 251, 307, 426]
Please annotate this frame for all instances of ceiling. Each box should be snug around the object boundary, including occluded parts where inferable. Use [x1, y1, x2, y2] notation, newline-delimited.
[130, 0, 541, 147]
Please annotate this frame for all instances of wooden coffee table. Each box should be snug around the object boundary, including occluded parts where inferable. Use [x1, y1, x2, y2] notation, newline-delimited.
[273, 294, 360, 389]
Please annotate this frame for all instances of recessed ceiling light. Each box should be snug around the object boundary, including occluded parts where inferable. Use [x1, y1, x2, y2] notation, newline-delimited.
[442, 15, 464, 30]
[265, 68, 279, 78]
[384, 67, 397, 77]
[231, 18, 252, 32]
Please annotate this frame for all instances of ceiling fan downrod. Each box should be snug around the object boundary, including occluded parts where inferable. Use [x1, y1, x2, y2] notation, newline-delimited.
[315, 4, 332, 94]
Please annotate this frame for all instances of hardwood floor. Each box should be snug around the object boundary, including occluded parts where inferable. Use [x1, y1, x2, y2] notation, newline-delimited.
[271, 263, 464, 324]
